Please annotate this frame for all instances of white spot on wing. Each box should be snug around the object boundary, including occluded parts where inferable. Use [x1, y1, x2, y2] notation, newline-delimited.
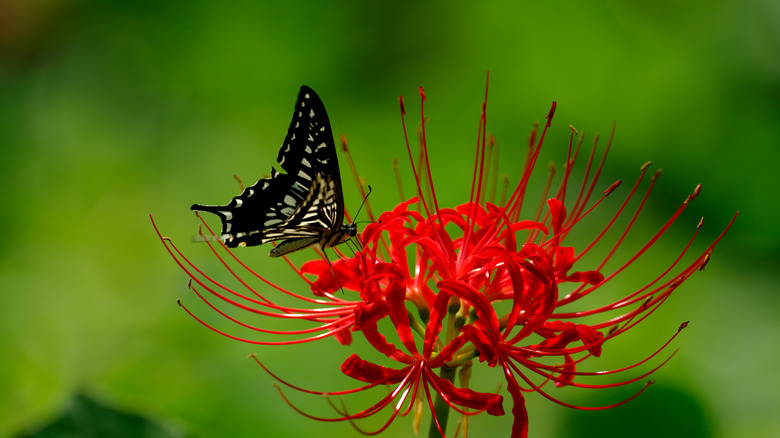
[284, 195, 296, 206]
[301, 158, 311, 167]
[298, 170, 311, 180]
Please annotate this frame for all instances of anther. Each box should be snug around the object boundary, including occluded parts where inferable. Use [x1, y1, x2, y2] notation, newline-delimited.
[699, 252, 711, 271]
[233, 174, 245, 191]
[691, 184, 702, 200]
[603, 180, 622, 195]
[340, 134, 348, 152]
[546, 101, 557, 121]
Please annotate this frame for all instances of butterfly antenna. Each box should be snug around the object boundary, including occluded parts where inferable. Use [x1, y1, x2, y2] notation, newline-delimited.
[343, 185, 371, 265]
[352, 185, 372, 223]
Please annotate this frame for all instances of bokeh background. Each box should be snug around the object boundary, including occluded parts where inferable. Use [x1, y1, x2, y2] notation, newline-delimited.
[1, 1, 778, 437]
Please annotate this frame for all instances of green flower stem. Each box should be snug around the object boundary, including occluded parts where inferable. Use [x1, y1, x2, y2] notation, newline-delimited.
[428, 365, 456, 438]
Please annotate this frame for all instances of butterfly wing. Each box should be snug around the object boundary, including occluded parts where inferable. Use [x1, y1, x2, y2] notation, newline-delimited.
[191, 86, 345, 248]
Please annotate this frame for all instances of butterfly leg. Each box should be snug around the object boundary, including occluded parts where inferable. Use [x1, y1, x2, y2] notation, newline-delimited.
[324, 250, 347, 294]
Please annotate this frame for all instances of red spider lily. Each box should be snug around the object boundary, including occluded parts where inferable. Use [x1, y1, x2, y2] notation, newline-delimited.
[154, 77, 736, 438]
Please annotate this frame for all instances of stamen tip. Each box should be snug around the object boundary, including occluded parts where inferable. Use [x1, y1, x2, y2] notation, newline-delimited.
[233, 173, 245, 191]
[399, 95, 406, 115]
[697, 217, 704, 229]
[419, 86, 426, 101]
[603, 180, 622, 195]
[652, 168, 662, 181]
[187, 279, 192, 289]
[699, 252, 712, 271]
[568, 124, 578, 134]
[176, 298, 182, 307]
[640, 161, 652, 171]
[546, 101, 557, 121]
[691, 184, 702, 200]
[340, 134, 348, 151]
[678, 320, 689, 331]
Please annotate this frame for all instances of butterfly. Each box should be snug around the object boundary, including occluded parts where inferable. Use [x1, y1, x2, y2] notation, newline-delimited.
[191, 86, 357, 257]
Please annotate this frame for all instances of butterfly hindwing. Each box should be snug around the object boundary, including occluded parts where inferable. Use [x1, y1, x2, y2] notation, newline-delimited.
[191, 86, 350, 252]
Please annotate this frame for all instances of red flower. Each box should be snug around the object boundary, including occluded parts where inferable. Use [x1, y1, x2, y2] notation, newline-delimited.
[153, 77, 736, 438]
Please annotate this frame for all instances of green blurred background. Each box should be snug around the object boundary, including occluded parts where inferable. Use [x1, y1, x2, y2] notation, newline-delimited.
[1, 1, 778, 437]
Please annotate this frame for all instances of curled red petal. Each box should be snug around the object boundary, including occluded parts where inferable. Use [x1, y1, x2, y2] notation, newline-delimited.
[547, 198, 567, 235]
[564, 270, 604, 285]
[460, 324, 499, 367]
[429, 371, 505, 416]
[504, 366, 529, 438]
[353, 301, 390, 331]
[438, 279, 500, 333]
[341, 353, 407, 384]
[576, 324, 604, 357]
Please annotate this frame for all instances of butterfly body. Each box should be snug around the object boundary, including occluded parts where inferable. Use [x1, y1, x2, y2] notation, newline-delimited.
[191, 86, 355, 257]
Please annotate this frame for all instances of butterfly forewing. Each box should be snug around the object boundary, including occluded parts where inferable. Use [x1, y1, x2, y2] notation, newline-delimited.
[191, 86, 349, 253]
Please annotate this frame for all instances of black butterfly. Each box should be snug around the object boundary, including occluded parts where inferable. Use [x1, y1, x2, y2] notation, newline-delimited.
[191, 86, 357, 257]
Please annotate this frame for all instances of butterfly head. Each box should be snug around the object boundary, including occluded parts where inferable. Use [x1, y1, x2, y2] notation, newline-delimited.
[346, 222, 358, 239]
